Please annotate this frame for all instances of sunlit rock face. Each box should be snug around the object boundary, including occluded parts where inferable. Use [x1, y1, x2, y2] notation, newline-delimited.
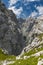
[21, 17, 43, 48]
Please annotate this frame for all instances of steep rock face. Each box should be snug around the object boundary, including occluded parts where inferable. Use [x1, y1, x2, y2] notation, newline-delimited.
[0, 1, 25, 55]
[22, 17, 43, 43]
[18, 18, 25, 29]
[20, 17, 43, 54]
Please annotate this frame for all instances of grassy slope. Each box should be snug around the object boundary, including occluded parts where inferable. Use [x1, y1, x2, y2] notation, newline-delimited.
[23, 44, 43, 56]
[22, 33, 43, 56]
[9, 33, 43, 65]
[0, 33, 43, 65]
[0, 45, 43, 65]
[0, 49, 16, 61]
[9, 45, 43, 65]
[9, 54, 43, 65]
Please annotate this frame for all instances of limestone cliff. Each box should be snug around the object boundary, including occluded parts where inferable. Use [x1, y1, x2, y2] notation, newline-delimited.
[0, 1, 25, 55]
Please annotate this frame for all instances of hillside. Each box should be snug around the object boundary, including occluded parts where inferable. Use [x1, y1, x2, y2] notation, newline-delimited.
[0, 1, 25, 56]
[0, 1, 43, 65]
[0, 43, 43, 65]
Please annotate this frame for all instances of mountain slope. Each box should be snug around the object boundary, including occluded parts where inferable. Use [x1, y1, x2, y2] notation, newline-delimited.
[0, 1, 25, 56]
[0, 43, 43, 65]
[0, 1, 43, 65]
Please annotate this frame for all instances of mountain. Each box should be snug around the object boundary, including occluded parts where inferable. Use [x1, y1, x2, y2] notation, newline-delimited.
[0, 1, 25, 56]
[20, 16, 43, 54]
[18, 18, 25, 29]
[0, 1, 43, 65]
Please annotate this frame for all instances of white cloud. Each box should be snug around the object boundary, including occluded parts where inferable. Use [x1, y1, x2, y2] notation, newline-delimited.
[29, 6, 43, 17]
[8, 0, 23, 17]
[8, 0, 40, 18]
[8, 6, 23, 17]
[8, 0, 18, 6]
[24, 0, 39, 2]
[27, 0, 40, 1]
[23, 0, 40, 6]
[27, 0, 36, 1]
[37, 6, 43, 15]
[9, 0, 37, 7]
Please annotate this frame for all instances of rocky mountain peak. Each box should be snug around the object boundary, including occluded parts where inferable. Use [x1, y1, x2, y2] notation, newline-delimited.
[0, 1, 25, 56]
